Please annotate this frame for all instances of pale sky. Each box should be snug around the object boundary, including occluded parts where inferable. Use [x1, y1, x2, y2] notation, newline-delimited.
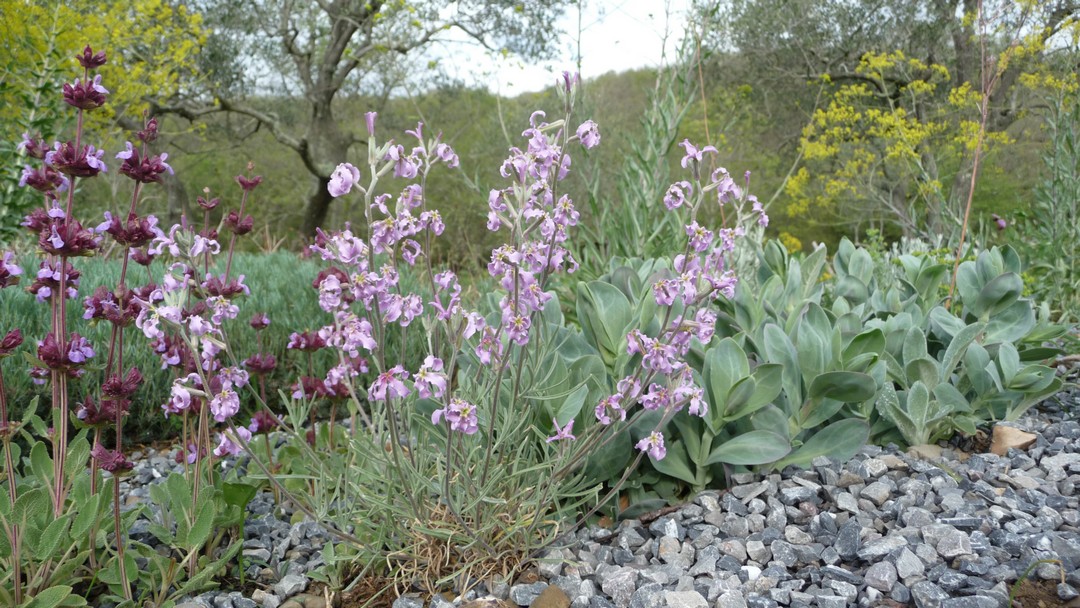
[440, 0, 694, 96]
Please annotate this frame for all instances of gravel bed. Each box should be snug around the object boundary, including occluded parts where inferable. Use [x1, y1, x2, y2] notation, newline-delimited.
[108, 387, 1080, 608]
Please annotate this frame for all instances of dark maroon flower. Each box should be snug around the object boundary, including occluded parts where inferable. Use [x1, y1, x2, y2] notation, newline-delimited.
[17, 132, 49, 160]
[91, 443, 133, 474]
[97, 211, 162, 247]
[292, 376, 330, 400]
[116, 142, 173, 184]
[137, 116, 159, 143]
[76, 46, 107, 69]
[0, 328, 23, 357]
[129, 247, 156, 266]
[224, 210, 254, 235]
[243, 352, 277, 374]
[39, 218, 99, 257]
[37, 332, 94, 370]
[287, 330, 326, 352]
[45, 141, 108, 177]
[236, 173, 262, 191]
[202, 274, 249, 299]
[62, 75, 109, 110]
[197, 195, 220, 211]
[250, 312, 270, 330]
[76, 395, 130, 427]
[19, 165, 68, 193]
[27, 260, 80, 302]
[313, 267, 350, 290]
[249, 409, 280, 434]
[102, 368, 143, 399]
[1, 252, 22, 288]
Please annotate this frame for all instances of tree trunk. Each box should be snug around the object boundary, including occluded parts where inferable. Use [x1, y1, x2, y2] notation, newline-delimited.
[301, 176, 334, 239]
[164, 170, 189, 226]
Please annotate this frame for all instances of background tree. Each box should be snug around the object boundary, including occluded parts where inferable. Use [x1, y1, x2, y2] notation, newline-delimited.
[0, 0, 205, 242]
[691, 0, 1079, 243]
[154, 0, 572, 238]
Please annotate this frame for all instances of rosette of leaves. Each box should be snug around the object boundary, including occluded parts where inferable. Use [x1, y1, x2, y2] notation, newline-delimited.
[871, 246, 1064, 446]
[573, 259, 791, 514]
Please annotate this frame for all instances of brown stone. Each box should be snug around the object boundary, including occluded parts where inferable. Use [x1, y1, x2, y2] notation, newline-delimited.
[907, 444, 943, 460]
[461, 599, 515, 608]
[990, 425, 1037, 456]
[529, 586, 570, 608]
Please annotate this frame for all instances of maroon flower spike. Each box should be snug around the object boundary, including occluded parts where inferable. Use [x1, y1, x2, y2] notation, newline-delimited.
[39, 218, 100, 257]
[102, 367, 143, 399]
[224, 210, 254, 235]
[137, 116, 159, 143]
[45, 141, 108, 177]
[293, 376, 330, 400]
[236, 174, 263, 191]
[91, 443, 133, 474]
[77, 45, 107, 69]
[63, 76, 109, 110]
[0, 328, 23, 357]
[250, 312, 270, 330]
[243, 352, 277, 374]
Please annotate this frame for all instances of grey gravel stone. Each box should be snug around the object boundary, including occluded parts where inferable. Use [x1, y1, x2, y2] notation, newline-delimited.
[510, 582, 548, 606]
[865, 561, 898, 592]
[272, 574, 307, 599]
[911, 580, 950, 608]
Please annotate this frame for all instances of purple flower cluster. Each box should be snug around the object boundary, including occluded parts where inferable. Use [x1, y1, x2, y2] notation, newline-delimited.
[589, 140, 769, 462]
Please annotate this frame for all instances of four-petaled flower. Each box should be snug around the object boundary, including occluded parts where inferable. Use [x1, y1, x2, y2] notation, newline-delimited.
[328, 162, 361, 197]
[546, 418, 576, 443]
[636, 431, 666, 461]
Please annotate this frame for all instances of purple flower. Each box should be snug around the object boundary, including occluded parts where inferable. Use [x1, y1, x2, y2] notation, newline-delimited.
[328, 162, 361, 197]
[431, 398, 479, 435]
[365, 111, 377, 137]
[385, 145, 420, 179]
[414, 356, 447, 399]
[751, 197, 769, 227]
[594, 394, 626, 426]
[576, 120, 600, 149]
[635, 431, 666, 460]
[679, 139, 717, 169]
[0, 251, 23, 288]
[663, 181, 691, 210]
[210, 387, 240, 422]
[992, 213, 1007, 231]
[213, 426, 252, 458]
[434, 142, 459, 167]
[546, 418, 576, 443]
[712, 168, 742, 205]
[369, 365, 410, 401]
[46, 142, 108, 177]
